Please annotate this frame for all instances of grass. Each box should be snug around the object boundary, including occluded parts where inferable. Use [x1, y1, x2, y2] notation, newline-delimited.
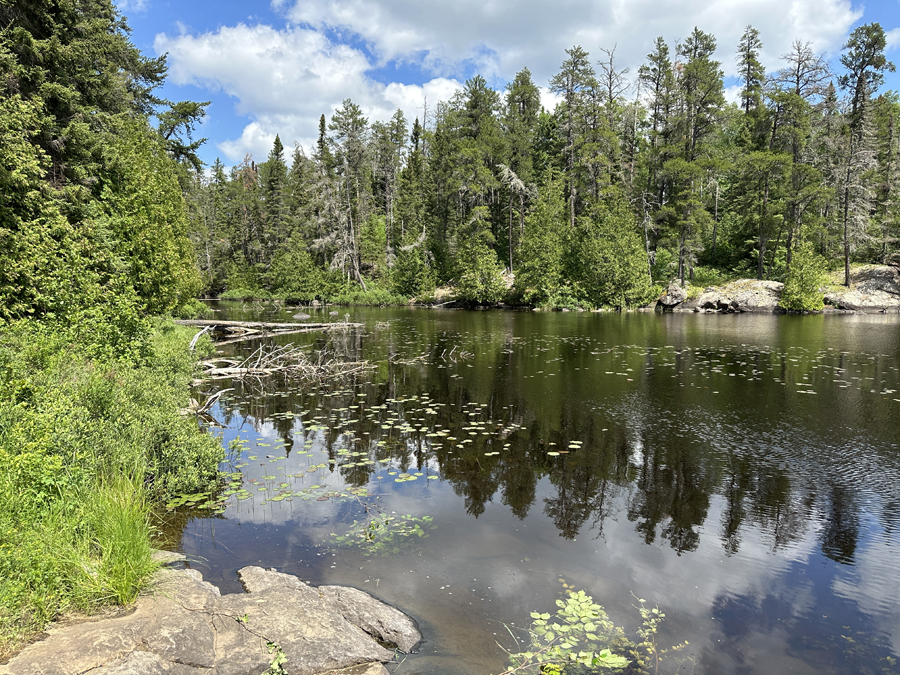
[0, 319, 223, 657]
[216, 285, 410, 306]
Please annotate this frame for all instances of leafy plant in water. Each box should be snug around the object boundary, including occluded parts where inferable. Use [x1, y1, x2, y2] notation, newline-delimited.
[628, 596, 691, 675]
[504, 590, 691, 675]
[506, 590, 631, 673]
[330, 513, 435, 556]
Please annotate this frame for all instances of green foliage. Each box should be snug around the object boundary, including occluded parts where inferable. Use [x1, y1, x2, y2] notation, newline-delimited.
[508, 590, 632, 673]
[266, 237, 325, 301]
[173, 298, 210, 319]
[456, 239, 508, 305]
[779, 240, 827, 311]
[0, 320, 223, 654]
[391, 245, 435, 298]
[507, 591, 690, 675]
[331, 513, 436, 556]
[329, 285, 408, 306]
[517, 174, 566, 305]
[264, 641, 288, 675]
[98, 117, 202, 315]
[567, 202, 656, 309]
[359, 215, 388, 278]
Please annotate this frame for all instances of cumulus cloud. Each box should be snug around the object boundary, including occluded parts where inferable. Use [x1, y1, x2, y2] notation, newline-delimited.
[280, 0, 862, 81]
[887, 27, 900, 51]
[156, 24, 462, 161]
[157, 0, 864, 161]
[116, 0, 148, 13]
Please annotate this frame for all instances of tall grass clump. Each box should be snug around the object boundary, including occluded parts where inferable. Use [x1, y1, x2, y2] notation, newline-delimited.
[0, 319, 223, 657]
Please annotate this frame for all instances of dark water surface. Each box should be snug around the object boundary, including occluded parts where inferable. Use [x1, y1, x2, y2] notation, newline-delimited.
[169, 304, 900, 674]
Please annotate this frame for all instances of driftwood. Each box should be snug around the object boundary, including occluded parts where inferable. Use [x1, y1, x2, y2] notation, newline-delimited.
[213, 328, 341, 346]
[176, 319, 363, 344]
[194, 344, 374, 383]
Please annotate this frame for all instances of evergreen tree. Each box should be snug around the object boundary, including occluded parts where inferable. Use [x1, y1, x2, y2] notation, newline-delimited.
[550, 46, 596, 229]
[736, 26, 765, 115]
[516, 172, 566, 305]
[837, 23, 895, 285]
[503, 68, 541, 266]
[261, 134, 289, 258]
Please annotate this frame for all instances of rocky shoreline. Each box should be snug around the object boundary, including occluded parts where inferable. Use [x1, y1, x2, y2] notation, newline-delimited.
[655, 264, 900, 314]
[1, 560, 422, 675]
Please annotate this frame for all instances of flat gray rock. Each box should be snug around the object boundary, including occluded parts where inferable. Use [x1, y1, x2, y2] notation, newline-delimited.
[825, 265, 900, 311]
[319, 585, 423, 652]
[1, 566, 409, 675]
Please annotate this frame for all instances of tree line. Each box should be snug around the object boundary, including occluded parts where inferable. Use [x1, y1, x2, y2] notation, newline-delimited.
[186, 23, 898, 309]
[0, 0, 207, 354]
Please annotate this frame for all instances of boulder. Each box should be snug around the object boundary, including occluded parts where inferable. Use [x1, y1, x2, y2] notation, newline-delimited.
[691, 280, 782, 313]
[825, 265, 900, 311]
[292, 312, 312, 320]
[1, 566, 415, 675]
[723, 280, 783, 312]
[319, 585, 423, 653]
[657, 281, 688, 309]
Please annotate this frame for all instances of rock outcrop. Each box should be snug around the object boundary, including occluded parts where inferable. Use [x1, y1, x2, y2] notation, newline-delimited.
[692, 280, 784, 313]
[824, 265, 900, 312]
[658, 279, 783, 313]
[657, 281, 688, 308]
[1, 566, 421, 675]
[655, 266, 900, 314]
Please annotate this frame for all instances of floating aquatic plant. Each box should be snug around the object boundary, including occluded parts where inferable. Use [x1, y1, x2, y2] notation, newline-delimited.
[330, 513, 436, 556]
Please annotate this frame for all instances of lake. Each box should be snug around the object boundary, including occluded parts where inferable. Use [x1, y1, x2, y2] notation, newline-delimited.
[166, 303, 900, 675]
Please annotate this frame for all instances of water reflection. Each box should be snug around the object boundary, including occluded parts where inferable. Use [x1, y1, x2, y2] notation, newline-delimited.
[165, 305, 900, 674]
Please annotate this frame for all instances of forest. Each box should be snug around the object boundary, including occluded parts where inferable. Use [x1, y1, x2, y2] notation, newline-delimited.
[0, 0, 897, 657]
[185, 24, 899, 310]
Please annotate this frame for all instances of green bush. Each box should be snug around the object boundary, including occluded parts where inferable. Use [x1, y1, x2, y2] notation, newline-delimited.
[329, 285, 408, 306]
[779, 241, 826, 311]
[456, 240, 508, 305]
[0, 320, 223, 655]
[567, 202, 656, 309]
[391, 246, 435, 298]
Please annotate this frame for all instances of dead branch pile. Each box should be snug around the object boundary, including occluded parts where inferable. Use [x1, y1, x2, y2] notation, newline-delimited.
[197, 344, 374, 382]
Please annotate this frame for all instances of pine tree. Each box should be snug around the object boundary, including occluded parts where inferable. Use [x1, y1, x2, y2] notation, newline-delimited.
[550, 46, 596, 229]
[837, 23, 895, 285]
[737, 26, 765, 115]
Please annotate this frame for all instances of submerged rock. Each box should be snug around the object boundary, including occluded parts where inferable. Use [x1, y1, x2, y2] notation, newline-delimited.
[1, 566, 419, 675]
[292, 312, 312, 320]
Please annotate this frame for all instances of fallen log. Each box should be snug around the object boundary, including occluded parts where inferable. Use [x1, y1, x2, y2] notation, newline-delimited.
[176, 319, 362, 330]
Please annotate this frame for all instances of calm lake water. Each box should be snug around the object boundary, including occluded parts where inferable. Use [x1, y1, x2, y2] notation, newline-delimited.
[168, 303, 900, 675]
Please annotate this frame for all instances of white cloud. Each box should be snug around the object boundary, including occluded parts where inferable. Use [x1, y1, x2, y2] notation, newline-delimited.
[158, 0, 865, 162]
[280, 0, 862, 81]
[156, 24, 462, 161]
[887, 27, 900, 51]
[116, 0, 148, 13]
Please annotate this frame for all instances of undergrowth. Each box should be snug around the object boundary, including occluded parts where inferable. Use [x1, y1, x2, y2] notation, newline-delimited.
[0, 319, 223, 657]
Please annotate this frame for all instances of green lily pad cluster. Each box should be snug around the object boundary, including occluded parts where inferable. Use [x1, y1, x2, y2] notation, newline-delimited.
[165, 471, 245, 513]
[330, 513, 436, 556]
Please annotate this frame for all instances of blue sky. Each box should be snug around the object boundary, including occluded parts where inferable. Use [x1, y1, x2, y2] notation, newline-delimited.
[116, 0, 900, 167]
